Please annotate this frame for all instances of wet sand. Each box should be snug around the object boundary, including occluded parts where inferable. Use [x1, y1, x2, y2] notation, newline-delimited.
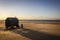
[0, 21, 60, 40]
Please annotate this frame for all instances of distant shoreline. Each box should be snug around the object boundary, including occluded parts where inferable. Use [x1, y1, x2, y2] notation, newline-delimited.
[0, 20, 60, 24]
[20, 20, 60, 22]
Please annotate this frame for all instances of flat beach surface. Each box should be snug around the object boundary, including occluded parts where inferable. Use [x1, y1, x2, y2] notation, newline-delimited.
[0, 21, 60, 40]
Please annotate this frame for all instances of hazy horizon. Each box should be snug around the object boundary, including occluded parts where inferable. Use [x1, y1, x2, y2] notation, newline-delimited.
[0, 0, 60, 20]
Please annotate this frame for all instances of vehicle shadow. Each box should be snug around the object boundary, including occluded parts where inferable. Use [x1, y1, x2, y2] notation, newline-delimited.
[7, 27, 60, 40]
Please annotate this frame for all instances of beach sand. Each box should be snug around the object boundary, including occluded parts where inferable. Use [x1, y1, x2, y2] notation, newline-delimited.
[0, 21, 60, 40]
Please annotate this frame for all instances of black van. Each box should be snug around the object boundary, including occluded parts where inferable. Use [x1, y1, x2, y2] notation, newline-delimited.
[5, 17, 20, 29]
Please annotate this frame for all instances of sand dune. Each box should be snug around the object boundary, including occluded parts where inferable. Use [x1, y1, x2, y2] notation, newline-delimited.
[0, 21, 60, 40]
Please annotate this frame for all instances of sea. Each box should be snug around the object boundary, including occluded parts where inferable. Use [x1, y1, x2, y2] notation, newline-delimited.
[20, 20, 60, 23]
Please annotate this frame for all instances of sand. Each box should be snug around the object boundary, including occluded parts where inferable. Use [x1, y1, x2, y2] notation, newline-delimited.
[0, 21, 60, 40]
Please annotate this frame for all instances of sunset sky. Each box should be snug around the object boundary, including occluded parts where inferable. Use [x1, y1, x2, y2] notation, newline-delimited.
[0, 0, 60, 20]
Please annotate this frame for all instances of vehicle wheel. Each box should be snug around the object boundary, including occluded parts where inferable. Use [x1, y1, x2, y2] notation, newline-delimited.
[16, 25, 20, 28]
[6, 26, 9, 29]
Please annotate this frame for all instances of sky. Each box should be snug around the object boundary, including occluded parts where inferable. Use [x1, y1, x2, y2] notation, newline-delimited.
[0, 0, 60, 20]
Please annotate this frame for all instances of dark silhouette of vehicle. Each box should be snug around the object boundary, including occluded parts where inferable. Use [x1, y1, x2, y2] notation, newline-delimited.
[5, 17, 20, 29]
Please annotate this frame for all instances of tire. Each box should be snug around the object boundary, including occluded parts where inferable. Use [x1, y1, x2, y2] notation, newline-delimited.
[6, 26, 9, 29]
[16, 25, 20, 28]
